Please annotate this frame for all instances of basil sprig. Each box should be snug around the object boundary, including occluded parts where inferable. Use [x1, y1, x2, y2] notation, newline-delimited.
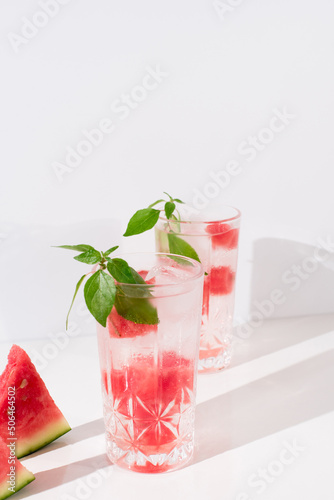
[124, 192, 200, 263]
[55, 245, 158, 329]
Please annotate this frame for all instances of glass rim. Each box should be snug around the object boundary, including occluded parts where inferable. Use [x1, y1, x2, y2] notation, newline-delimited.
[158, 205, 241, 225]
[111, 251, 203, 288]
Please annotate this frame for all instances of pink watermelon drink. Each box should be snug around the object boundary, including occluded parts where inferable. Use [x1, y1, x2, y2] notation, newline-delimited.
[155, 206, 241, 373]
[96, 253, 203, 473]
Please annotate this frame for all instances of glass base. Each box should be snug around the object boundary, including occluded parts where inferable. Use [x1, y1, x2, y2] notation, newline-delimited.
[198, 347, 232, 373]
[106, 440, 194, 473]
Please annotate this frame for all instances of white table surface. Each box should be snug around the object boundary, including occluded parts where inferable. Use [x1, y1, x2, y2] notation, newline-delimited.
[1, 314, 334, 500]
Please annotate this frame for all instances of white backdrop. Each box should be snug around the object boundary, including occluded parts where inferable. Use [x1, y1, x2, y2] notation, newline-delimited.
[1, 0, 334, 341]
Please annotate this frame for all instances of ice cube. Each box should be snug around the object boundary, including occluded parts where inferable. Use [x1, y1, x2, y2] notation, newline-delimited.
[146, 262, 193, 285]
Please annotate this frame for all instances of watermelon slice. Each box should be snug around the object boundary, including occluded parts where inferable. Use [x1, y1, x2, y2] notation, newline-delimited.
[0, 437, 35, 499]
[0, 345, 71, 458]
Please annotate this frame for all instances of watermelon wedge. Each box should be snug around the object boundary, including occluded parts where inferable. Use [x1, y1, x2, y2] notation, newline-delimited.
[0, 345, 71, 458]
[0, 437, 35, 499]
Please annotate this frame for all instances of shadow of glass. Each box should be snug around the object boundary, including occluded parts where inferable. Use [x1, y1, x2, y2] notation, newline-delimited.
[193, 349, 334, 464]
[62, 418, 105, 444]
[20, 418, 105, 458]
[233, 235, 334, 368]
[232, 313, 334, 368]
[15, 455, 112, 498]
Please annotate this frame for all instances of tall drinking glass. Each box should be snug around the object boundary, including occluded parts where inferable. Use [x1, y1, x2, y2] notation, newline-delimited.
[155, 206, 241, 373]
[96, 253, 203, 473]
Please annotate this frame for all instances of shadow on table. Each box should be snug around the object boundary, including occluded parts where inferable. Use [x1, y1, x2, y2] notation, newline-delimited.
[20, 418, 105, 457]
[64, 418, 105, 444]
[231, 313, 334, 368]
[15, 455, 112, 498]
[232, 236, 334, 369]
[14, 420, 109, 498]
[193, 348, 334, 464]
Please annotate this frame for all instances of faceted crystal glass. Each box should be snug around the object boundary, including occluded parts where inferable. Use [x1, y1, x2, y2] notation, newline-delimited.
[96, 253, 203, 472]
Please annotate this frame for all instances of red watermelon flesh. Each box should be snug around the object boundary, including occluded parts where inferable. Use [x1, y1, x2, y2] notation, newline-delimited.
[203, 267, 235, 301]
[0, 436, 35, 499]
[209, 266, 235, 295]
[107, 308, 158, 339]
[0, 345, 71, 458]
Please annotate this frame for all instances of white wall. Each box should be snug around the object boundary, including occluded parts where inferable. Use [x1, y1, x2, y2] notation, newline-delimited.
[1, 0, 334, 341]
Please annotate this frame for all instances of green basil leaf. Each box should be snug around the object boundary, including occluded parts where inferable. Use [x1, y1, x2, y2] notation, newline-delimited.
[74, 249, 102, 264]
[111, 265, 150, 295]
[167, 233, 201, 263]
[117, 268, 152, 298]
[84, 270, 116, 327]
[66, 274, 87, 329]
[107, 258, 137, 284]
[114, 288, 159, 325]
[123, 208, 160, 236]
[129, 267, 146, 285]
[165, 201, 176, 219]
[54, 244, 96, 252]
[114, 266, 158, 324]
[173, 198, 184, 204]
[103, 245, 119, 257]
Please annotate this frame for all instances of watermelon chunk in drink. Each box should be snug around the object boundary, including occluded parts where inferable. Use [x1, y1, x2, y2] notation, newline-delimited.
[107, 307, 158, 339]
[205, 222, 239, 250]
[207, 266, 235, 296]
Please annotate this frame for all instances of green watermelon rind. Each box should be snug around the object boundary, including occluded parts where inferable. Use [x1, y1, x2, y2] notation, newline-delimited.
[0, 469, 35, 500]
[16, 417, 71, 459]
[0, 345, 71, 459]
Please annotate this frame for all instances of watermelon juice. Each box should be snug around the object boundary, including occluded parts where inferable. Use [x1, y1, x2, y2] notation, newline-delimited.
[96, 253, 203, 473]
[155, 206, 241, 373]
